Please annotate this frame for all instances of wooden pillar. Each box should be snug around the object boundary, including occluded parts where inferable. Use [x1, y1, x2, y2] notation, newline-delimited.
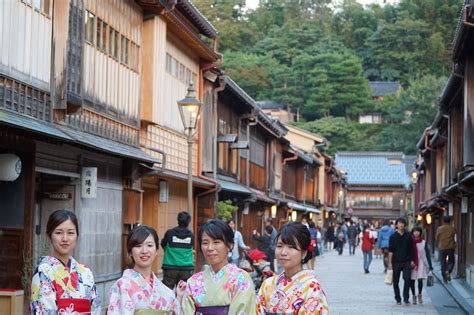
[464, 59, 474, 166]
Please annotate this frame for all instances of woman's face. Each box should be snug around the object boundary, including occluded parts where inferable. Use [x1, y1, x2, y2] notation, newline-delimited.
[413, 230, 421, 238]
[275, 236, 306, 271]
[201, 232, 231, 268]
[50, 219, 77, 259]
[131, 234, 158, 270]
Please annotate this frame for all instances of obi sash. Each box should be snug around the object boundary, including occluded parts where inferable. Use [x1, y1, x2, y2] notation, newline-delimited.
[195, 305, 230, 315]
[57, 298, 91, 314]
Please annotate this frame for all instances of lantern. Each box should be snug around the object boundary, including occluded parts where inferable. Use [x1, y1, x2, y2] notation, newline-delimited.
[0, 154, 22, 181]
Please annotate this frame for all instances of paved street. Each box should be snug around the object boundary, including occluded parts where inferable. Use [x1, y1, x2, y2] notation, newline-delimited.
[312, 245, 465, 315]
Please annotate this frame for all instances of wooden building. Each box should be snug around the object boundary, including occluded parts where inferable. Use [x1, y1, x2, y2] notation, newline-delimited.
[0, 0, 162, 306]
[414, 1, 474, 289]
[336, 152, 411, 222]
[136, 0, 219, 275]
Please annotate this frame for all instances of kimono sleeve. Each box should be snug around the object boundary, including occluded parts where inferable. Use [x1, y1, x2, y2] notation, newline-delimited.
[229, 271, 256, 315]
[300, 280, 328, 315]
[86, 270, 102, 315]
[30, 264, 56, 314]
[107, 280, 134, 315]
[181, 291, 196, 314]
[256, 278, 269, 315]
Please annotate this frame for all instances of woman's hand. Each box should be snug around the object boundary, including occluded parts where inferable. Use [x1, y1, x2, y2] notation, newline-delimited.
[176, 280, 187, 303]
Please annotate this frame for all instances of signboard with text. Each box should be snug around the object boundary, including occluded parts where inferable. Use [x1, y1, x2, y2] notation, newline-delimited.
[81, 167, 97, 198]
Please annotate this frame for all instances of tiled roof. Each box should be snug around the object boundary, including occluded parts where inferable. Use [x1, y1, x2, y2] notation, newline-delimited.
[369, 81, 401, 97]
[256, 101, 288, 110]
[335, 152, 410, 187]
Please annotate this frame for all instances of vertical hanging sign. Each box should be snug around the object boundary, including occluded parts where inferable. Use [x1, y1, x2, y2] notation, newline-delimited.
[81, 167, 97, 198]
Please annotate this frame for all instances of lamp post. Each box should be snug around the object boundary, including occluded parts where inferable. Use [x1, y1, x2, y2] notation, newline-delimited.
[177, 82, 201, 215]
[410, 170, 418, 227]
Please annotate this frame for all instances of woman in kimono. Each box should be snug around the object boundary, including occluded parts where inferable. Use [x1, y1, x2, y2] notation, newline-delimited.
[30, 209, 101, 314]
[257, 222, 328, 315]
[410, 226, 433, 305]
[181, 219, 256, 314]
[108, 225, 182, 314]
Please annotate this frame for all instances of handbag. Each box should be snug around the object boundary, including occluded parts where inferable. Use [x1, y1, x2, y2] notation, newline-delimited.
[427, 271, 434, 287]
[384, 269, 393, 285]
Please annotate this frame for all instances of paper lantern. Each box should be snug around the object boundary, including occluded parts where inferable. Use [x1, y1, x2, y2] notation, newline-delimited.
[0, 154, 22, 181]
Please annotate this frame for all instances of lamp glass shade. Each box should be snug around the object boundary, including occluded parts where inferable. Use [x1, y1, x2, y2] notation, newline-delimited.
[417, 214, 423, 222]
[270, 205, 277, 218]
[291, 210, 297, 221]
[177, 82, 201, 130]
[426, 213, 432, 225]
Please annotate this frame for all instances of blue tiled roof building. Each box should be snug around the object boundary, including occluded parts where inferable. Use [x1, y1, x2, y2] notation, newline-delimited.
[335, 152, 411, 187]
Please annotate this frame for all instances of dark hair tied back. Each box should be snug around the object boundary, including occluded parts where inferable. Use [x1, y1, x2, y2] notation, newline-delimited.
[277, 222, 313, 264]
[198, 219, 234, 252]
[46, 209, 79, 238]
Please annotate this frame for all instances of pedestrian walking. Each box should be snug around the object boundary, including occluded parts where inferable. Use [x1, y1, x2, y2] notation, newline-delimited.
[308, 221, 320, 270]
[377, 219, 395, 273]
[335, 230, 345, 255]
[435, 215, 456, 283]
[347, 221, 357, 255]
[108, 225, 182, 314]
[181, 220, 256, 314]
[30, 209, 101, 314]
[257, 222, 328, 314]
[410, 226, 433, 305]
[160, 211, 194, 290]
[326, 223, 335, 251]
[265, 217, 277, 271]
[253, 225, 274, 263]
[361, 224, 375, 273]
[388, 217, 415, 305]
[227, 219, 248, 266]
[318, 220, 326, 257]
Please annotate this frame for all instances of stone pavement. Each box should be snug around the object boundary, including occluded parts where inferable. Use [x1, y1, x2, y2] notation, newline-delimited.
[313, 245, 441, 315]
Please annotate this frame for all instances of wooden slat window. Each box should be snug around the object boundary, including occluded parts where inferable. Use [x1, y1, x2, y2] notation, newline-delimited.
[85, 11, 95, 44]
[24, 0, 50, 16]
[120, 35, 129, 65]
[130, 42, 139, 72]
[274, 151, 282, 191]
[109, 27, 118, 59]
[166, 54, 172, 74]
[250, 129, 265, 167]
[96, 19, 107, 52]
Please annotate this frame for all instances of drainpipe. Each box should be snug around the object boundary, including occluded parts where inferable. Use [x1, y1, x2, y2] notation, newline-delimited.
[213, 76, 226, 181]
[246, 119, 258, 187]
[303, 164, 307, 205]
[139, 146, 167, 176]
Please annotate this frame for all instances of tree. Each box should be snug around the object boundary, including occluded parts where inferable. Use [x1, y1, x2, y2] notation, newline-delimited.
[374, 75, 446, 154]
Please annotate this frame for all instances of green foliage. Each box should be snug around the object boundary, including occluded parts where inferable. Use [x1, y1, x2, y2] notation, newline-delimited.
[216, 199, 238, 221]
[192, 0, 462, 154]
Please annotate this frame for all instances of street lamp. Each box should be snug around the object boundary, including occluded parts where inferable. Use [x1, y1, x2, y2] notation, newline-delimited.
[177, 81, 201, 214]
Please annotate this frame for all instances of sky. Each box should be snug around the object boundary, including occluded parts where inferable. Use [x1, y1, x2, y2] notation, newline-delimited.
[245, 0, 400, 10]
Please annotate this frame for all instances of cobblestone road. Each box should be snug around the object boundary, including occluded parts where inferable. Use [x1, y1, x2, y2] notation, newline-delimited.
[313, 245, 441, 315]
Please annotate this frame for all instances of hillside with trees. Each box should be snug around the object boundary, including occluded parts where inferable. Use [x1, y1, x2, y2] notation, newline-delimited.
[193, 0, 462, 155]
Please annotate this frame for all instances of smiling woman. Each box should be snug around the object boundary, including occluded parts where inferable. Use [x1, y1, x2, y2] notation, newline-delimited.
[257, 222, 329, 315]
[181, 219, 257, 315]
[108, 225, 181, 315]
[30, 209, 101, 314]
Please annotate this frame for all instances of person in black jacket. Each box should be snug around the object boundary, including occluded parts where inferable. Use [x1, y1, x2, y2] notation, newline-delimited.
[388, 217, 415, 305]
[253, 225, 273, 261]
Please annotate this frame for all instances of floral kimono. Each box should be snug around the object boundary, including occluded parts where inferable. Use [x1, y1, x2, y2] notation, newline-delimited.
[108, 269, 181, 315]
[182, 263, 256, 315]
[257, 270, 328, 315]
[30, 256, 101, 314]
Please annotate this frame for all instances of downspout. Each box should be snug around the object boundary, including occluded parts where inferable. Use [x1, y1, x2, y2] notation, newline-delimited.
[213, 76, 226, 181]
[303, 164, 307, 205]
[139, 146, 167, 176]
[246, 119, 258, 187]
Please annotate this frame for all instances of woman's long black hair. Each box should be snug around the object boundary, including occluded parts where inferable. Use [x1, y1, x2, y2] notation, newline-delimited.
[276, 222, 313, 264]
